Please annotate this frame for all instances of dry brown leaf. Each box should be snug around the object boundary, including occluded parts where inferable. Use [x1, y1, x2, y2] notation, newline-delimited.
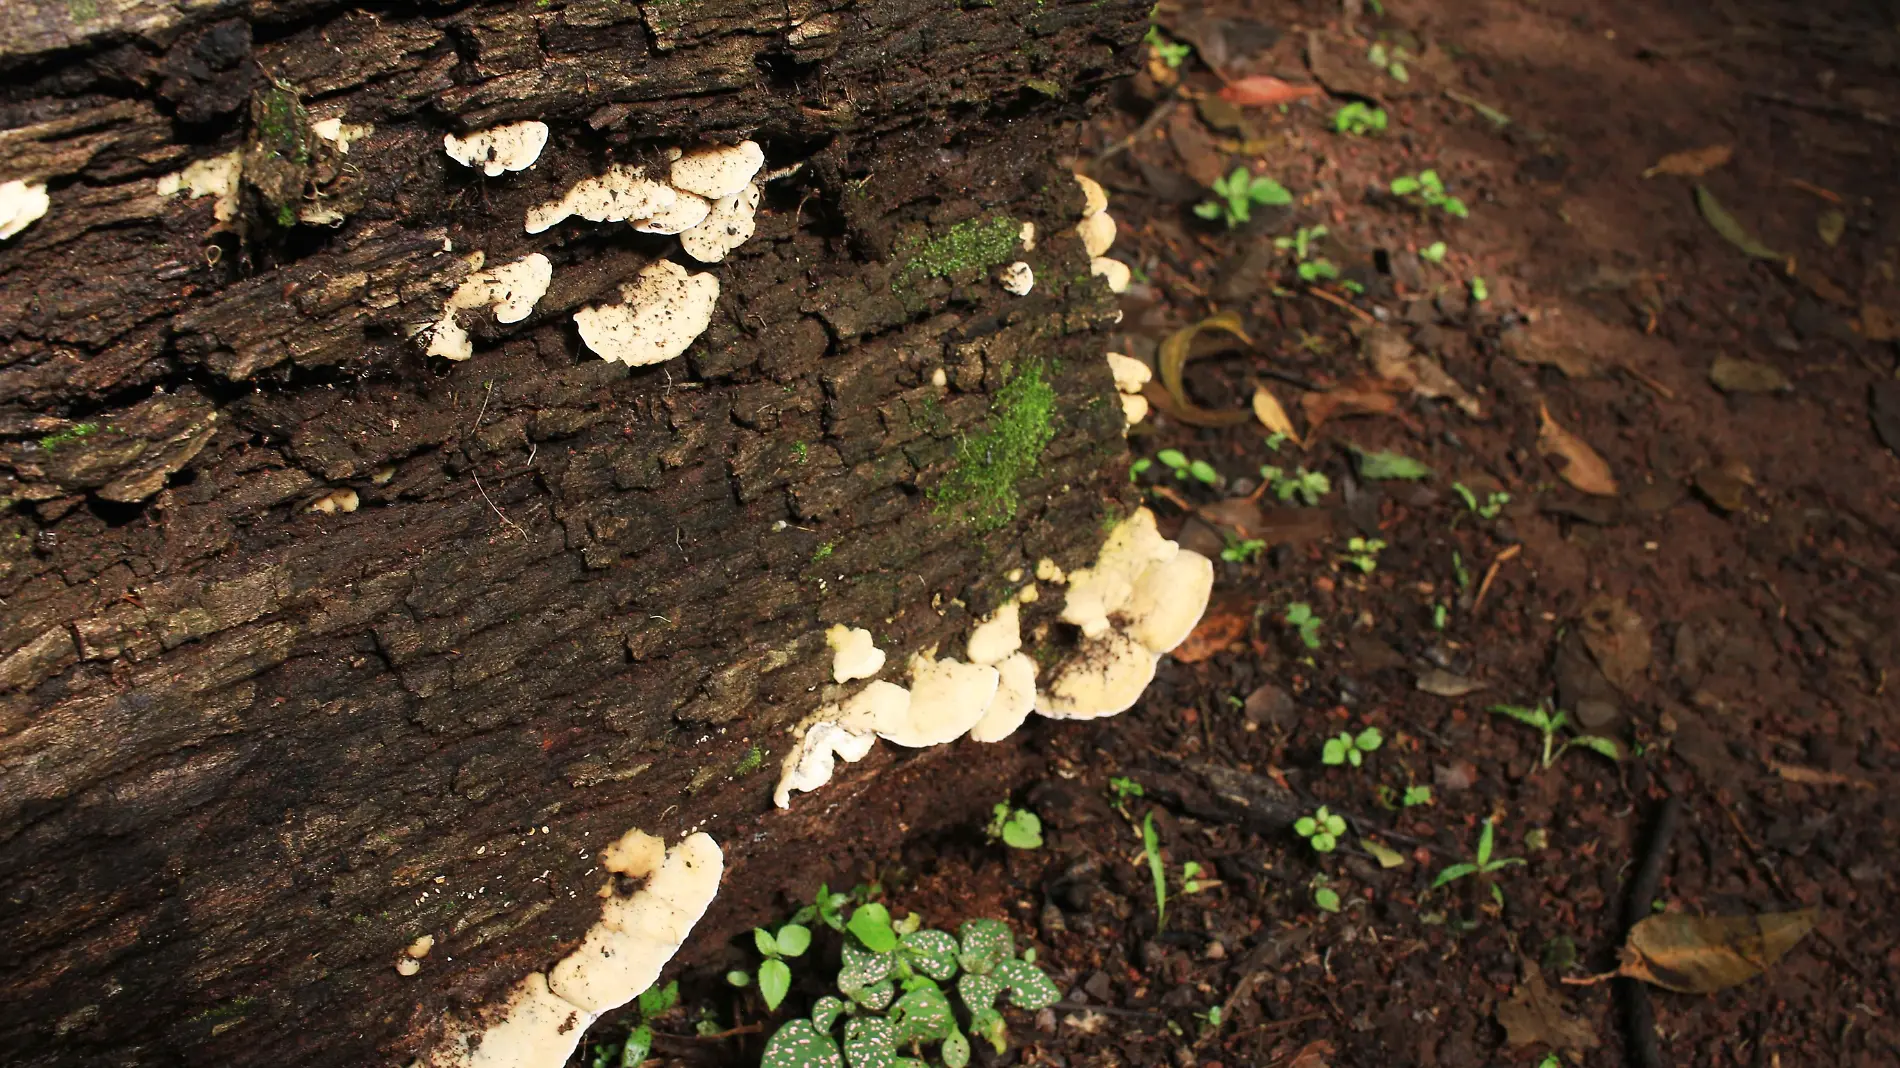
[1709, 354, 1792, 394]
[1154, 311, 1255, 428]
[1502, 325, 1604, 379]
[1579, 596, 1651, 692]
[1617, 910, 1820, 994]
[1537, 403, 1618, 496]
[1363, 325, 1482, 417]
[1643, 144, 1733, 178]
[1496, 962, 1600, 1051]
[1415, 669, 1487, 697]
[1172, 604, 1251, 664]
[1251, 385, 1301, 444]
[1284, 1038, 1336, 1068]
[1796, 265, 1854, 307]
[1693, 458, 1755, 512]
[1300, 379, 1401, 435]
[1768, 760, 1875, 789]
[1219, 75, 1323, 108]
[1860, 302, 1898, 342]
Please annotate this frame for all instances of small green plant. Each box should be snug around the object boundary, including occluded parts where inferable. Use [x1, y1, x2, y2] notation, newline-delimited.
[1451, 481, 1510, 520]
[1180, 861, 1214, 895]
[1128, 457, 1152, 482]
[1332, 101, 1388, 136]
[1419, 240, 1448, 264]
[1469, 275, 1489, 302]
[1451, 550, 1471, 589]
[986, 803, 1043, 849]
[1275, 224, 1340, 283]
[1431, 817, 1526, 906]
[1283, 602, 1323, 650]
[1366, 41, 1411, 81]
[588, 981, 679, 1068]
[1341, 536, 1386, 573]
[1260, 464, 1330, 505]
[1220, 535, 1266, 564]
[792, 441, 810, 463]
[1195, 1004, 1224, 1032]
[1490, 702, 1622, 772]
[1294, 806, 1347, 853]
[1144, 25, 1191, 68]
[1389, 169, 1470, 218]
[1355, 448, 1431, 481]
[1107, 776, 1144, 819]
[37, 422, 100, 451]
[1402, 785, 1433, 807]
[1142, 811, 1168, 930]
[757, 907, 1059, 1068]
[1322, 726, 1384, 768]
[1431, 603, 1449, 630]
[812, 542, 835, 564]
[1194, 166, 1293, 228]
[1311, 874, 1342, 912]
[1157, 448, 1219, 486]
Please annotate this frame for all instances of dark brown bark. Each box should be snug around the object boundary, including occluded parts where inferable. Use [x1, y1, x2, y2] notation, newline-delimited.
[0, 1, 1146, 1064]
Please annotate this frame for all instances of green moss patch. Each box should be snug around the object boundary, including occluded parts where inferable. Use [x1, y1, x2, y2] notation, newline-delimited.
[931, 359, 1057, 532]
[893, 214, 1021, 294]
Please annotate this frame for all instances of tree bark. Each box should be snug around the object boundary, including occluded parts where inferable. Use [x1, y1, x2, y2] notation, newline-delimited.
[0, 0, 1146, 1064]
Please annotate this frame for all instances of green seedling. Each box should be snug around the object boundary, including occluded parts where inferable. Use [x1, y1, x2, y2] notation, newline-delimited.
[1366, 41, 1411, 82]
[1341, 536, 1386, 573]
[1419, 240, 1448, 264]
[1403, 785, 1433, 807]
[1195, 1004, 1225, 1031]
[986, 803, 1043, 849]
[1355, 449, 1431, 481]
[1264, 431, 1289, 452]
[1180, 861, 1214, 895]
[588, 981, 679, 1068]
[1260, 464, 1330, 505]
[1220, 535, 1266, 564]
[1313, 885, 1342, 912]
[1275, 224, 1341, 283]
[732, 922, 813, 1012]
[1128, 457, 1152, 482]
[1451, 550, 1471, 589]
[1431, 603, 1449, 630]
[1158, 448, 1219, 486]
[1333, 102, 1388, 136]
[1294, 806, 1347, 853]
[1283, 602, 1323, 650]
[1322, 726, 1384, 768]
[1431, 817, 1526, 907]
[1451, 481, 1510, 520]
[1142, 811, 1168, 930]
[1194, 166, 1293, 229]
[1469, 276, 1489, 302]
[1144, 25, 1191, 68]
[1389, 169, 1470, 219]
[1489, 702, 1622, 772]
[1107, 776, 1144, 817]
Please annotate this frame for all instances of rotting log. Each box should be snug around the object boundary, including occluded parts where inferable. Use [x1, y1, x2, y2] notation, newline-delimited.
[0, 0, 1152, 1063]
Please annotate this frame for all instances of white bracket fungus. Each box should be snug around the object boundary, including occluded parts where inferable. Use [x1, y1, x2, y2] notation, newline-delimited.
[426, 253, 554, 361]
[156, 152, 241, 224]
[307, 488, 360, 514]
[826, 624, 886, 683]
[1119, 393, 1150, 427]
[1089, 257, 1131, 294]
[1019, 221, 1037, 251]
[631, 191, 711, 236]
[773, 719, 877, 808]
[1035, 631, 1157, 720]
[0, 179, 50, 241]
[527, 166, 679, 234]
[998, 261, 1035, 296]
[965, 601, 1021, 666]
[1105, 352, 1152, 394]
[1075, 173, 1109, 218]
[669, 141, 765, 200]
[1059, 507, 1177, 639]
[445, 121, 550, 177]
[574, 260, 719, 367]
[679, 181, 760, 263]
[1076, 211, 1117, 258]
[871, 654, 999, 747]
[968, 652, 1037, 742]
[311, 117, 373, 155]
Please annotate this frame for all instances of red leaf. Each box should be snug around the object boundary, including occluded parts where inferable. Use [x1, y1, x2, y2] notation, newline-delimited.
[1219, 76, 1323, 108]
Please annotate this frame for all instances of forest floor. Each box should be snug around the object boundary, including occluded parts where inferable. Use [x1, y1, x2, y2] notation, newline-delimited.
[592, 0, 1900, 1064]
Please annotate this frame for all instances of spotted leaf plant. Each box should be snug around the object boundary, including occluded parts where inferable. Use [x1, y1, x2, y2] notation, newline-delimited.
[759, 907, 1059, 1068]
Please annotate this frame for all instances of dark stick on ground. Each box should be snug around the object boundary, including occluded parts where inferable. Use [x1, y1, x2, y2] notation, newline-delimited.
[1620, 795, 1686, 1068]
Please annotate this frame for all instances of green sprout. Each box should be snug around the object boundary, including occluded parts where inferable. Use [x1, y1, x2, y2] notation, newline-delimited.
[1451, 481, 1510, 520]
[1389, 169, 1470, 218]
[1470, 275, 1490, 302]
[986, 803, 1043, 849]
[1194, 166, 1293, 229]
[1294, 806, 1347, 853]
[1108, 776, 1144, 817]
[1260, 464, 1330, 505]
[1312, 874, 1342, 912]
[1180, 861, 1215, 895]
[1128, 457, 1153, 482]
[1489, 702, 1622, 773]
[1220, 535, 1266, 564]
[1402, 785, 1433, 807]
[1332, 101, 1388, 136]
[1341, 536, 1386, 573]
[737, 921, 814, 1011]
[1419, 240, 1448, 264]
[1157, 449, 1219, 486]
[1283, 602, 1323, 650]
[1431, 817, 1526, 906]
[1195, 1004, 1225, 1032]
[1322, 726, 1384, 768]
[1275, 224, 1339, 283]
[1144, 25, 1191, 68]
[1431, 603, 1449, 630]
[1142, 811, 1168, 930]
[1451, 550, 1472, 589]
[1366, 40, 1411, 81]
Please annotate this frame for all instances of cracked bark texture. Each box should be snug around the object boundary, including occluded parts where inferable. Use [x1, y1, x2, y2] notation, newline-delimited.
[0, 0, 1146, 1063]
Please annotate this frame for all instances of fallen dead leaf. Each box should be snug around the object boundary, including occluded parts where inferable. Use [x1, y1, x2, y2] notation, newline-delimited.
[1795, 265, 1854, 307]
[1251, 385, 1301, 443]
[1693, 459, 1754, 513]
[1695, 184, 1781, 260]
[1496, 961, 1600, 1051]
[1154, 310, 1256, 428]
[1301, 379, 1401, 434]
[1578, 596, 1651, 693]
[1643, 144, 1733, 179]
[1172, 604, 1251, 664]
[1285, 1038, 1335, 1068]
[1363, 325, 1482, 417]
[1219, 74, 1323, 108]
[1709, 354, 1792, 394]
[1768, 760, 1875, 789]
[1359, 838, 1406, 869]
[1502, 324, 1603, 379]
[1617, 910, 1820, 994]
[1415, 668, 1487, 697]
[1537, 403, 1618, 496]
[1860, 302, 1898, 342]
[1817, 209, 1846, 247]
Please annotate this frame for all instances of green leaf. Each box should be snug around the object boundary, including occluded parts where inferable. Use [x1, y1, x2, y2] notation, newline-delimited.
[1313, 887, 1341, 912]
[955, 919, 1013, 975]
[1001, 810, 1043, 849]
[1695, 184, 1780, 259]
[958, 972, 1005, 1015]
[637, 980, 679, 1018]
[1444, 197, 1469, 218]
[761, 1019, 845, 1068]
[1321, 737, 1347, 765]
[848, 903, 898, 954]
[941, 1029, 972, 1068]
[1187, 459, 1219, 485]
[1156, 448, 1188, 470]
[1143, 811, 1168, 931]
[1193, 201, 1222, 220]
[777, 923, 813, 958]
[1356, 449, 1432, 481]
[1249, 177, 1293, 207]
[994, 958, 1061, 1010]
[1294, 816, 1316, 837]
[756, 927, 781, 957]
[837, 941, 895, 994]
[760, 958, 793, 1011]
[1476, 819, 1496, 867]
[847, 979, 894, 1011]
[969, 1007, 1007, 1054]
[728, 969, 752, 987]
[1324, 814, 1346, 836]
[890, 983, 955, 1045]
[1360, 838, 1406, 869]
[1402, 785, 1433, 807]
[620, 1023, 653, 1067]
[1571, 735, 1623, 761]
[899, 929, 959, 980]
[1310, 832, 1337, 852]
[1419, 170, 1442, 191]
[1390, 175, 1421, 195]
[1420, 240, 1447, 263]
[1355, 727, 1384, 751]
[843, 1016, 901, 1068]
[812, 996, 846, 1032]
[1432, 862, 1479, 888]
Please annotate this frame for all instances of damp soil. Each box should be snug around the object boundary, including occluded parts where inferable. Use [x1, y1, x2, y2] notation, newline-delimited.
[607, 0, 1900, 1064]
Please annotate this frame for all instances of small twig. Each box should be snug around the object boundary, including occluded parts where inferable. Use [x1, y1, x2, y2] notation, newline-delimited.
[471, 470, 528, 540]
[1619, 795, 1685, 1068]
[1095, 99, 1179, 167]
[1619, 364, 1677, 401]
[1305, 286, 1374, 323]
[1470, 543, 1521, 615]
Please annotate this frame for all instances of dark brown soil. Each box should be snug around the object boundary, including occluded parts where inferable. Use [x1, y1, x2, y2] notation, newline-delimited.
[603, 0, 1900, 1065]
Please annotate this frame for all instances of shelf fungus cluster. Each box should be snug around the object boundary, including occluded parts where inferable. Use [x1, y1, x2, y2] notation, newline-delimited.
[0, 178, 50, 241]
[421, 831, 723, 1068]
[421, 252, 554, 362]
[1105, 351, 1153, 428]
[1074, 174, 1132, 294]
[774, 508, 1211, 808]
